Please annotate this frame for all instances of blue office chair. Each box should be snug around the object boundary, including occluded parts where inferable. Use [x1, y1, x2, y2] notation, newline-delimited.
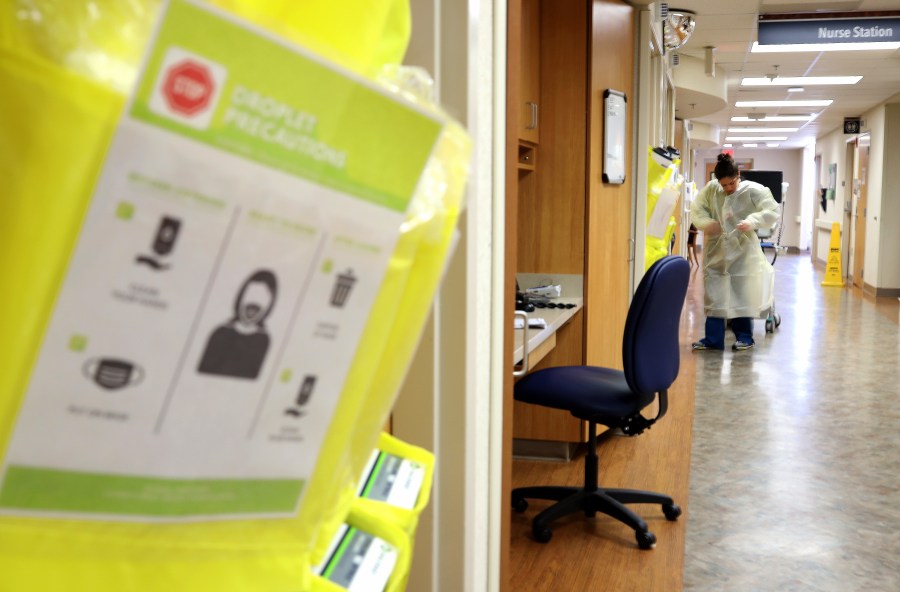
[511, 255, 690, 549]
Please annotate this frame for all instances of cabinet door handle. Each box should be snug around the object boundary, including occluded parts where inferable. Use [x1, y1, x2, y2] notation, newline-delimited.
[526, 102, 538, 130]
[628, 238, 635, 262]
[513, 310, 529, 377]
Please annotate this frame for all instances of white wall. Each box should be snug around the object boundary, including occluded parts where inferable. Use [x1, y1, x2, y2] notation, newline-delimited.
[692, 147, 805, 248]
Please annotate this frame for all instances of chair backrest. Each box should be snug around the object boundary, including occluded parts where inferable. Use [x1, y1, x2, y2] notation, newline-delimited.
[622, 256, 690, 396]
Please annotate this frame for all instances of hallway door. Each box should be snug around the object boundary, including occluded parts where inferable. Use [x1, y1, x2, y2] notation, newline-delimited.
[853, 134, 869, 289]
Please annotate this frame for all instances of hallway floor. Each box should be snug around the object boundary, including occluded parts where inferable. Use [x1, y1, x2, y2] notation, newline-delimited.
[683, 252, 900, 591]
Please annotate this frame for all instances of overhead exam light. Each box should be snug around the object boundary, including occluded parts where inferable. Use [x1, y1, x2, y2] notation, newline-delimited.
[663, 9, 696, 50]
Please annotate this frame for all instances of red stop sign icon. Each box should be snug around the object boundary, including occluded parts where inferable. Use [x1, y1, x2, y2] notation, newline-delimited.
[162, 60, 215, 116]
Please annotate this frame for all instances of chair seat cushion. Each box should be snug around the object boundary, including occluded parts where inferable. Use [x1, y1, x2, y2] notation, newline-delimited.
[514, 366, 656, 421]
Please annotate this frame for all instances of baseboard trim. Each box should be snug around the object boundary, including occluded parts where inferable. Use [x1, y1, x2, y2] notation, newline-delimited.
[864, 284, 900, 298]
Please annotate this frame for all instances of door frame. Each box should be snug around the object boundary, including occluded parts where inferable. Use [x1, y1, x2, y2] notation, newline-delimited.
[393, 0, 506, 590]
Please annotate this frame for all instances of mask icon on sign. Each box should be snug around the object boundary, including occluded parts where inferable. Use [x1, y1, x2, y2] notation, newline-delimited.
[83, 358, 145, 390]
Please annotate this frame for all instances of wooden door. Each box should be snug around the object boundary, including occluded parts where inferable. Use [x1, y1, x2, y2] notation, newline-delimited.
[853, 134, 869, 289]
[585, 0, 635, 370]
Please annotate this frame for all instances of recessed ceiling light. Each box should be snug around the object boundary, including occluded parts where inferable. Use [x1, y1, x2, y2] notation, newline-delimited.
[743, 143, 759, 147]
[751, 41, 900, 53]
[766, 143, 780, 147]
[741, 76, 861, 86]
[725, 136, 788, 141]
[723, 143, 733, 148]
[732, 115, 816, 122]
[736, 100, 833, 107]
[728, 127, 799, 133]
[786, 87, 805, 92]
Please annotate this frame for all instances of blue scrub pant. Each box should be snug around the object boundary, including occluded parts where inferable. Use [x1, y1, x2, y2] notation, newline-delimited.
[702, 317, 754, 350]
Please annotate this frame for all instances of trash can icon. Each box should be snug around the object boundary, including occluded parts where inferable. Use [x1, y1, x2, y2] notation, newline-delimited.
[330, 269, 356, 307]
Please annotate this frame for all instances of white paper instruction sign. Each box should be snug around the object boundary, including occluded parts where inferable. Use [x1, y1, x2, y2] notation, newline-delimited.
[0, 0, 442, 520]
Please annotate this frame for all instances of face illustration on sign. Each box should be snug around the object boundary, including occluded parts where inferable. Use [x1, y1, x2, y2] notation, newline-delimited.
[237, 281, 274, 329]
[197, 270, 278, 380]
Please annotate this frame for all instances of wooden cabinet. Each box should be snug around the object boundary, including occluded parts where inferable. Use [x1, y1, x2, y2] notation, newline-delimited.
[519, 0, 540, 144]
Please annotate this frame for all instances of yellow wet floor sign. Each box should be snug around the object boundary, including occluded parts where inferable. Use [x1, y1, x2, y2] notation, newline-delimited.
[822, 222, 845, 287]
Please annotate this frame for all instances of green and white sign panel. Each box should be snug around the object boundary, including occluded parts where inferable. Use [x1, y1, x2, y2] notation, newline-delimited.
[0, 0, 442, 520]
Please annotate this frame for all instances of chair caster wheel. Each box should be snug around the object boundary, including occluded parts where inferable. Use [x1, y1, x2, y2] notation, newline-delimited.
[775, 313, 782, 327]
[663, 503, 681, 521]
[765, 319, 774, 333]
[532, 523, 552, 543]
[512, 496, 528, 513]
[636, 530, 656, 550]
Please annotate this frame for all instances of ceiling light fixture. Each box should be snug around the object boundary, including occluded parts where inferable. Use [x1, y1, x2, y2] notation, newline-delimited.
[725, 136, 788, 141]
[787, 87, 805, 93]
[732, 115, 816, 122]
[741, 76, 862, 86]
[766, 143, 780, 147]
[663, 9, 696, 50]
[743, 143, 759, 147]
[736, 100, 833, 108]
[728, 127, 800, 132]
[752, 41, 900, 53]
[723, 143, 733, 148]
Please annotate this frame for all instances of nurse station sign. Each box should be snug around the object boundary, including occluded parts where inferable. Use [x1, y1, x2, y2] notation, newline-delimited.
[758, 16, 900, 46]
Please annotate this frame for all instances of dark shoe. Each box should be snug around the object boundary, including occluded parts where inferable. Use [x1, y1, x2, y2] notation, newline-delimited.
[732, 340, 754, 351]
[692, 341, 721, 351]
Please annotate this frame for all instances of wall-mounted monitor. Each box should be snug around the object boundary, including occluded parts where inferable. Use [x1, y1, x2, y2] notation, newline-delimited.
[742, 169, 783, 203]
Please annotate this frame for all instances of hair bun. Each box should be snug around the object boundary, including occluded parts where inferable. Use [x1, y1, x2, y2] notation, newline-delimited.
[717, 153, 733, 163]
